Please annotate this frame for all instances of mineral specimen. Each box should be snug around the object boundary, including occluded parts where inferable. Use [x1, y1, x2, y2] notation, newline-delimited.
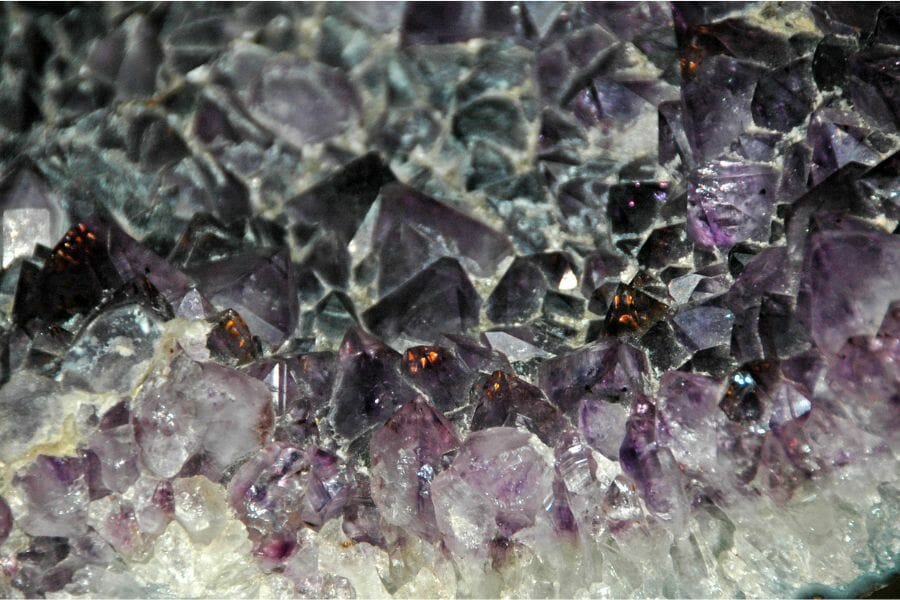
[0, 2, 897, 599]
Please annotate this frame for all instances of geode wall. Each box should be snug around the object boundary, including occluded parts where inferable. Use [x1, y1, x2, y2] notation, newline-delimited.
[0, 2, 898, 598]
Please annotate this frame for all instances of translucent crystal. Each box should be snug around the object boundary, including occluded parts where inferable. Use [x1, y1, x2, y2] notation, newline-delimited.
[2, 208, 51, 268]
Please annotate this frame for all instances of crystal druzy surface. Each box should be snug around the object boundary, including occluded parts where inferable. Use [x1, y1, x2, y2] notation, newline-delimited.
[0, 2, 898, 598]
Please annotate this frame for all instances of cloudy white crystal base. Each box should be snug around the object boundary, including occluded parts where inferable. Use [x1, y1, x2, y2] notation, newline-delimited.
[20, 454, 899, 598]
[0, 318, 894, 599]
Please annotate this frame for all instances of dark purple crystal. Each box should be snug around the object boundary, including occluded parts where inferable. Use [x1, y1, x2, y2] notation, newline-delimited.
[327, 327, 418, 441]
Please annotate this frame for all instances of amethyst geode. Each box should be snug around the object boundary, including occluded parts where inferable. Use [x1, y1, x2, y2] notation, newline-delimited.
[0, 2, 898, 598]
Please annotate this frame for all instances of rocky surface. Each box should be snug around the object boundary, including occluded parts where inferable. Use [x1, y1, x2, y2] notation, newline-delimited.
[0, 2, 897, 598]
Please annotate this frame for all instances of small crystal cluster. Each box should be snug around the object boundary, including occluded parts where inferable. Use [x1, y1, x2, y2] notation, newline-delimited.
[0, 2, 897, 598]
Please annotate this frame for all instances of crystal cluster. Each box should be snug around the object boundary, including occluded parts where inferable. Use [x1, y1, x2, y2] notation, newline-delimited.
[0, 2, 897, 598]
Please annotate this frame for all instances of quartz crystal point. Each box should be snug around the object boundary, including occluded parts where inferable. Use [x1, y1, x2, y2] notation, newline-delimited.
[687, 161, 778, 249]
[539, 338, 649, 413]
[369, 397, 459, 541]
[362, 257, 481, 343]
[487, 257, 550, 324]
[618, 395, 686, 522]
[472, 370, 571, 447]
[578, 397, 629, 461]
[672, 306, 734, 352]
[86, 401, 140, 494]
[655, 371, 723, 476]
[229, 443, 348, 555]
[327, 327, 418, 441]
[243, 56, 360, 148]
[807, 108, 882, 184]
[751, 58, 816, 132]
[362, 182, 514, 286]
[401, 345, 477, 413]
[0, 163, 65, 267]
[286, 152, 396, 245]
[15, 455, 92, 537]
[188, 248, 298, 347]
[431, 428, 553, 557]
[0, 371, 61, 462]
[848, 46, 900, 132]
[133, 351, 274, 479]
[801, 228, 900, 354]
[681, 55, 760, 163]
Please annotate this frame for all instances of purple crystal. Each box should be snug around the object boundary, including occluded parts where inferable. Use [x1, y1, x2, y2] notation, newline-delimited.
[362, 257, 481, 343]
[637, 224, 693, 270]
[229, 443, 349, 552]
[14, 455, 91, 537]
[244, 56, 359, 148]
[589, 2, 672, 41]
[327, 327, 418, 441]
[1, 3, 899, 595]
[539, 338, 649, 413]
[687, 161, 778, 249]
[302, 448, 351, 529]
[402, 2, 515, 46]
[88, 15, 162, 100]
[436, 333, 513, 374]
[401, 345, 477, 413]
[848, 47, 900, 132]
[606, 181, 668, 235]
[472, 370, 571, 447]
[546, 477, 579, 540]
[243, 351, 336, 431]
[286, 153, 396, 245]
[827, 332, 900, 439]
[370, 183, 514, 283]
[581, 249, 628, 301]
[86, 402, 139, 494]
[0, 372, 61, 462]
[672, 306, 734, 352]
[341, 471, 388, 548]
[431, 428, 553, 556]
[802, 229, 900, 354]
[188, 248, 297, 347]
[751, 58, 816, 132]
[655, 371, 723, 474]
[89, 496, 145, 558]
[487, 257, 550, 324]
[618, 396, 685, 520]
[133, 477, 175, 537]
[807, 108, 882, 185]
[681, 55, 760, 162]
[133, 351, 274, 478]
[578, 397, 629, 461]
[601, 475, 646, 534]
[10, 535, 77, 596]
[370, 397, 459, 541]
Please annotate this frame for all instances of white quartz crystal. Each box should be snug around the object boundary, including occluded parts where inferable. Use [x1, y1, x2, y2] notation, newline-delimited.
[2, 208, 51, 268]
